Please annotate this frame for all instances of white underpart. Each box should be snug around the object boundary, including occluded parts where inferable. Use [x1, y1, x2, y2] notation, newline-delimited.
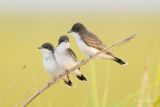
[41, 49, 64, 78]
[54, 42, 82, 76]
[71, 32, 114, 60]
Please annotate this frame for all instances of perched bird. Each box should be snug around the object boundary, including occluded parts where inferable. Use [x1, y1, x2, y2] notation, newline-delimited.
[38, 42, 73, 86]
[68, 23, 127, 65]
[54, 35, 87, 81]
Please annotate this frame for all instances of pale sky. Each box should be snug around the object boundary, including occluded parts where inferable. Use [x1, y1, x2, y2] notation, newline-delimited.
[0, 0, 160, 12]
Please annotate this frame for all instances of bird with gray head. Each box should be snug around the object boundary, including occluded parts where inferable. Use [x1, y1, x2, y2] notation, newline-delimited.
[54, 35, 87, 82]
[38, 42, 73, 86]
[68, 23, 127, 65]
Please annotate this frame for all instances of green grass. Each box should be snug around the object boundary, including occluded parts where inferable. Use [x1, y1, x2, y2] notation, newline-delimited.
[0, 12, 160, 107]
[102, 61, 110, 107]
[89, 61, 99, 107]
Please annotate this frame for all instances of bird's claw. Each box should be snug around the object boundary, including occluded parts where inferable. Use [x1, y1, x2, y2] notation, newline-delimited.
[89, 56, 92, 59]
[48, 78, 56, 86]
[66, 69, 69, 73]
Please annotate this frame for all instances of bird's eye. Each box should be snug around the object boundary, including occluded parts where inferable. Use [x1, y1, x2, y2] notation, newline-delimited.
[74, 27, 79, 32]
[64, 40, 68, 42]
[75, 28, 79, 31]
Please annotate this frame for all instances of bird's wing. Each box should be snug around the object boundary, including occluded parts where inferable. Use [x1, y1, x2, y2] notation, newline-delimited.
[81, 31, 114, 56]
[67, 48, 77, 61]
[81, 31, 107, 50]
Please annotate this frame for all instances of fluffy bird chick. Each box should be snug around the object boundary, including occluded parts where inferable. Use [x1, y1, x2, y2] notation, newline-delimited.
[38, 42, 73, 86]
[68, 23, 127, 65]
[54, 35, 87, 81]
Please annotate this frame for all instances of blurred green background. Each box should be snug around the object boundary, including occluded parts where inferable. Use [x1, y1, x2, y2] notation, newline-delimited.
[0, 0, 160, 107]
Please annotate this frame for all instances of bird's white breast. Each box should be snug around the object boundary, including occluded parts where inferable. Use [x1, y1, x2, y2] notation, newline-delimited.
[43, 55, 61, 76]
[55, 46, 77, 70]
[72, 32, 99, 57]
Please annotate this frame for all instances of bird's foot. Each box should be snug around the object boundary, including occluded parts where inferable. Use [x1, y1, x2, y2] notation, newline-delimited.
[66, 69, 70, 73]
[48, 78, 56, 86]
[89, 55, 93, 59]
[57, 73, 62, 78]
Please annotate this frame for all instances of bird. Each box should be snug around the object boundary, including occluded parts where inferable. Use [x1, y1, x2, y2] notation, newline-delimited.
[54, 35, 87, 81]
[38, 42, 73, 86]
[68, 22, 127, 65]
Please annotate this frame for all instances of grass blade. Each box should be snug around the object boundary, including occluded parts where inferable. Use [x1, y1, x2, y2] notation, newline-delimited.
[89, 61, 99, 107]
[137, 66, 149, 107]
[102, 61, 110, 107]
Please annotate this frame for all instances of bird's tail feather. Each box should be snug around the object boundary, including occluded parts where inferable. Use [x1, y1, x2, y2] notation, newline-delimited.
[113, 57, 127, 65]
[74, 70, 87, 81]
[76, 74, 87, 81]
[63, 75, 73, 86]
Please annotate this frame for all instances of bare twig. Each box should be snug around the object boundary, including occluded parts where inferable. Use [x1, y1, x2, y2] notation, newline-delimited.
[22, 34, 137, 107]
[0, 65, 26, 103]
[137, 66, 149, 107]
[15, 80, 39, 107]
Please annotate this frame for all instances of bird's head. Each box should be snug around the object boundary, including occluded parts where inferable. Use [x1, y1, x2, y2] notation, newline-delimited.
[58, 35, 70, 49]
[68, 22, 86, 34]
[38, 42, 54, 55]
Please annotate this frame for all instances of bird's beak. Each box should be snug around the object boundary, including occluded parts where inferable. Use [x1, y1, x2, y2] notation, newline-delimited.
[38, 47, 42, 49]
[67, 30, 72, 33]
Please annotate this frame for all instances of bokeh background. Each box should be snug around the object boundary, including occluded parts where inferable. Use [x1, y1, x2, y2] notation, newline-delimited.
[0, 0, 160, 107]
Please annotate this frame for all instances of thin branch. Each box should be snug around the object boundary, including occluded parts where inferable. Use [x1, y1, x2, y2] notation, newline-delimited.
[0, 65, 26, 103]
[137, 66, 149, 107]
[15, 80, 39, 107]
[22, 34, 137, 107]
